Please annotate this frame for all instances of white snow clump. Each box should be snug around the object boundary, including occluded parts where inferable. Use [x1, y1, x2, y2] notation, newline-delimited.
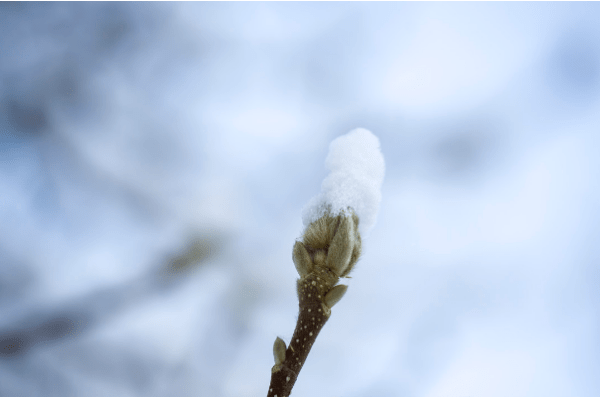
[301, 128, 385, 237]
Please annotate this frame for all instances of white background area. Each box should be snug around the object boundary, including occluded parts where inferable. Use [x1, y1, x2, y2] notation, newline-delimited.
[1, 3, 599, 397]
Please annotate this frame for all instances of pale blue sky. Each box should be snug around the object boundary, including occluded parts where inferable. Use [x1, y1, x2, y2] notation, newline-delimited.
[1, 2, 599, 397]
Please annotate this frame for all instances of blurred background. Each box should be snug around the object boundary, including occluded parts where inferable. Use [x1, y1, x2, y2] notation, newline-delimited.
[1, 2, 599, 396]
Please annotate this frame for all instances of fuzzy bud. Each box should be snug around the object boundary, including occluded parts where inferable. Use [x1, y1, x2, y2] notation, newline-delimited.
[302, 213, 339, 250]
[344, 212, 362, 278]
[292, 241, 312, 277]
[324, 284, 348, 308]
[273, 337, 286, 366]
[326, 214, 355, 277]
[300, 209, 362, 278]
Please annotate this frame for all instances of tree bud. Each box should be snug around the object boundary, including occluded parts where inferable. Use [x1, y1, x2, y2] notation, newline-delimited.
[292, 241, 312, 277]
[273, 336, 286, 366]
[324, 284, 348, 308]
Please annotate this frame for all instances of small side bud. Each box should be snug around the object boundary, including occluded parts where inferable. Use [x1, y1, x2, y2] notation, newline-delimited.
[292, 241, 312, 277]
[324, 284, 348, 308]
[326, 215, 355, 276]
[273, 337, 286, 365]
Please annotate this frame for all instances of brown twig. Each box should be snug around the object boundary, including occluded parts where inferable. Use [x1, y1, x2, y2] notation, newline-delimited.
[266, 210, 361, 397]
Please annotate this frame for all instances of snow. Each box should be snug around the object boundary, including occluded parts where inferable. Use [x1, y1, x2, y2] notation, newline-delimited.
[301, 128, 385, 237]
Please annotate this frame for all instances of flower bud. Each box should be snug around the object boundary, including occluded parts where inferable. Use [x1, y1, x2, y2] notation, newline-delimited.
[302, 213, 338, 250]
[326, 215, 355, 277]
[340, 212, 361, 278]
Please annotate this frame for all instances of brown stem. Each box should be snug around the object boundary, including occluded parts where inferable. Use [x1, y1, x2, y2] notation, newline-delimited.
[266, 272, 334, 397]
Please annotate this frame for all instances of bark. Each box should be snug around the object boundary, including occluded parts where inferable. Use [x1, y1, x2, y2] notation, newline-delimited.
[266, 271, 334, 397]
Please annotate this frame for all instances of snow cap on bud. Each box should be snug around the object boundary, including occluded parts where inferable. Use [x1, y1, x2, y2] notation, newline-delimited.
[302, 128, 385, 238]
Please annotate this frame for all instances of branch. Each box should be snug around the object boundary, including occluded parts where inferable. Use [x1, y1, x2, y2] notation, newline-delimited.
[266, 210, 361, 397]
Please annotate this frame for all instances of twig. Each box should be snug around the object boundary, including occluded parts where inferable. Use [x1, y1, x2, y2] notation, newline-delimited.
[266, 210, 361, 397]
